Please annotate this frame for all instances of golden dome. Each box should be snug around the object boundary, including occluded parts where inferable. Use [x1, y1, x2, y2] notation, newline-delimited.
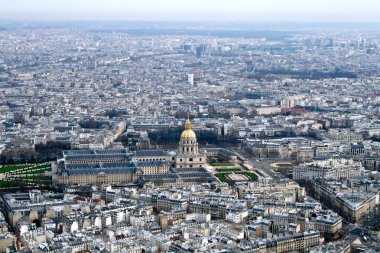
[181, 129, 196, 139]
[180, 115, 196, 139]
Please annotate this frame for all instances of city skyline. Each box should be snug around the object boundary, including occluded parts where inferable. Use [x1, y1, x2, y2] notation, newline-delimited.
[1, 1, 380, 252]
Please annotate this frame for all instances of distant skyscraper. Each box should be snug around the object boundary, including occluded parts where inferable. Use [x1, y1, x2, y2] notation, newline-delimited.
[196, 46, 203, 58]
[360, 38, 366, 50]
[180, 44, 192, 51]
[86, 56, 97, 70]
[245, 51, 253, 72]
[188, 74, 194, 86]
[188, 72, 203, 86]
[246, 60, 253, 72]
[196, 44, 207, 58]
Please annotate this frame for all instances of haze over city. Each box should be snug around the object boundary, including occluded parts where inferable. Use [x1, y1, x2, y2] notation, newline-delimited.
[1, 0, 380, 22]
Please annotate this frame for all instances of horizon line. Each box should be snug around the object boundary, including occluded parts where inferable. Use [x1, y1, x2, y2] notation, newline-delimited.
[1, 19, 380, 24]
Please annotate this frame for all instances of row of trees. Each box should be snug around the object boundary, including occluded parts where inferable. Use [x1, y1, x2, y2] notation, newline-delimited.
[249, 69, 357, 80]
[78, 119, 109, 129]
[0, 141, 71, 165]
[148, 128, 239, 147]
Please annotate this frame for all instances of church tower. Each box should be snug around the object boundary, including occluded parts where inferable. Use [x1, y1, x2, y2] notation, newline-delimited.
[175, 114, 206, 168]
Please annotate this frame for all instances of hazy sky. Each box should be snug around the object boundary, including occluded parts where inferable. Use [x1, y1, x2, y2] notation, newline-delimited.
[1, 0, 379, 22]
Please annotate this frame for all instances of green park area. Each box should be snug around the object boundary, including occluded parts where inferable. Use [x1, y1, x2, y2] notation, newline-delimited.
[211, 162, 235, 167]
[0, 163, 52, 188]
[0, 180, 18, 188]
[0, 164, 30, 173]
[207, 156, 235, 167]
[215, 171, 258, 182]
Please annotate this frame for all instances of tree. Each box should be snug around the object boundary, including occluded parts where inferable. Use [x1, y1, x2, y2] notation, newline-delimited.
[79, 119, 107, 129]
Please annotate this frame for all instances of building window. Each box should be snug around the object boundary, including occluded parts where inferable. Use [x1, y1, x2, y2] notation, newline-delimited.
[189, 158, 193, 162]
[200, 158, 202, 161]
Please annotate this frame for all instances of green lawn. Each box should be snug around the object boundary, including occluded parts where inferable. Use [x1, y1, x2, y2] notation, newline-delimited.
[216, 168, 241, 173]
[5, 163, 51, 176]
[0, 163, 51, 174]
[0, 162, 52, 188]
[0, 164, 30, 173]
[238, 172, 258, 181]
[214, 171, 258, 182]
[11, 175, 52, 186]
[211, 163, 235, 167]
[0, 180, 21, 188]
[214, 173, 228, 182]
[32, 164, 50, 169]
